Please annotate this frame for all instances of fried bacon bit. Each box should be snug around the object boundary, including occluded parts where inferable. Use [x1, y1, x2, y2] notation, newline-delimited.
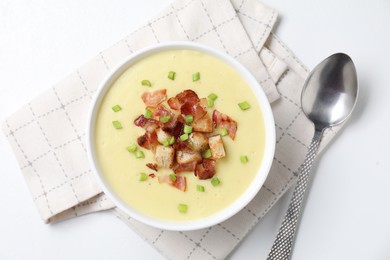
[148, 173, 156, 178]
[180, 102, 207, 120]
[195, 159, 216, 180]
[176, 89, 200, 104]
[146, 163, 158, 171]
[173, 161, 197, 173]
[212, 110, 238, 140]
[137, 132, 158, 151]
[134, 115, 158, 128]
[158, 175, 187, 191]
[141, 89, 167, 108]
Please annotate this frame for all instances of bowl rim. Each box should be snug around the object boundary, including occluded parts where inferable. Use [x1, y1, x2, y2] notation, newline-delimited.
[86, 41, 275, 231]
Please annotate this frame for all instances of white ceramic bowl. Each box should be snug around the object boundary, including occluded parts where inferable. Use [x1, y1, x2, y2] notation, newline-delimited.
[86, 41, 275, 231]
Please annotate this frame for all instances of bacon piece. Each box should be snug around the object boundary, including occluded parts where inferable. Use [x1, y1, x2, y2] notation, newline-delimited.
[148, 173, 156, 178]
[134, 115, 158, 128]
[141, 89, 167, 107]
[137, 132, 158, 151]
[180, 102, 207, 120]
[153, 104, 172, 119]
[173, 161, 197, 173]
[167, 97, 181, 110]
[167, 90, 200, 110]
[158, 175, 187, 192]
[173, 138, 188, 151]
[195, 159, 216, 180]
[212, 110, 238, 140]
[162, 116, 184, 139]
[177, 89, 200, 104]
[146, 163, 158, 171]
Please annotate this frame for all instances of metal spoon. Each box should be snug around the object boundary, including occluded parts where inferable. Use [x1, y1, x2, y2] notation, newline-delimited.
[267, 53, 358, 260]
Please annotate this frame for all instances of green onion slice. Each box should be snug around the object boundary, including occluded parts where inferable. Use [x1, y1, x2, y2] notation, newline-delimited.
[169, 174, 177, 182]
[168, 71, 176, 80]
[160, 115, 171, 123]
[178, 204, 188, 213]
[135, 150, 145, 159]
[162, 139, 170, 147]
[220, 128, 228, 137]
[192, 72, 200, 82]
[168, 136, 175, 145]
[185, 115, 193, 124]
[238, 101, 251, 110]
[240, 155, 249, 163]
[207, 99, 214, 108]
[141, 80, 152, 87]
[180, 133, 189, 141]
[183, 124, 193, 134]
[202, 149, 212, 159]
[112, 105, 122, 112]
[197, 185, 205, 192]
[112, 120, 122, 129]
[144, 108, 152, 119]
[139, 172, 147, 181]
[211, 177, 220, 187]
[126, 144, 137, 152]
[208, 93, 218, 101]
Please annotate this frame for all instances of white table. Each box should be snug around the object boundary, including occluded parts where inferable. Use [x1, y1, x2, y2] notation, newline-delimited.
[1, 0, 389, 259]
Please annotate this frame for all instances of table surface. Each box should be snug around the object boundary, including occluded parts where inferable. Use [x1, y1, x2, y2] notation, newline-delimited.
[1, 0, 390, 259]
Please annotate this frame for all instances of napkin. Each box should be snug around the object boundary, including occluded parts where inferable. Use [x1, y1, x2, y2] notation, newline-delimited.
[2, 0, 343, 259]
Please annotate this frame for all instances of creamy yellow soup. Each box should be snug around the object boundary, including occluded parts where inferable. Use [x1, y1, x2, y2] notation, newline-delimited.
[95, 49, 266, 221]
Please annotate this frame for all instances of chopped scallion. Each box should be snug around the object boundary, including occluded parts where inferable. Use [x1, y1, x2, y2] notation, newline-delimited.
[112, 120, 122, 129]
[192, 72, 200, 81]
[169, 174, 177, 182]
[183, 124, 193, 134]
[178, 204, 188, 213]
[144, 108, 152, 119]
[208, 93, 218, 101]
[185, 115, 193, 124]
[160, 115, 171, 123]
[168, 136, 175, 145]
[126, 144, 137, 152]
[220, 128, 228, 137]
[180, 133, 189, 141]
[238, 101, 251, 110]
[139, 172, 147, 181]
[202, 149, 212, 159]
[112, 105, 122, 112]
[141, 80, 152, 87]
[240, 155, 249, 163]
[197, 185, 205, 192]
[135, 150, 145, 159]
[207, 98, 214, 108]
[162, 139, 170, 147]
[211, 177, 220, 187]
[168, 71, 176, 80]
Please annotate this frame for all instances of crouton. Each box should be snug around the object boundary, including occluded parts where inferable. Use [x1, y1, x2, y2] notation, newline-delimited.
[154, 145, 175, 168]
[156, 128, 173, 144]
[176, 150, 202, 164]
[191, 114, 213, 132]
[208, 135, 226, 159]
[188, 132, 209, 152]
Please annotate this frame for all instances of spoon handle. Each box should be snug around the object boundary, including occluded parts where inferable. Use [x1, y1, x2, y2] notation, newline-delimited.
[267, 129, 322, 260]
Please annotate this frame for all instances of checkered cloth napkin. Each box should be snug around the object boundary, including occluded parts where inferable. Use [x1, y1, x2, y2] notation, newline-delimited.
[2, 0, 343, 259]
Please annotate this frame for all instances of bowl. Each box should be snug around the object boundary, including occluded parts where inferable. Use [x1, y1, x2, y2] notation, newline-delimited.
[86, 41, 275, 231]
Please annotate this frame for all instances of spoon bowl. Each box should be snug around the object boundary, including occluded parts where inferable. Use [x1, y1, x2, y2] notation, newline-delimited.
[302, 53, 358, 131]
[267, 53, 358, 260]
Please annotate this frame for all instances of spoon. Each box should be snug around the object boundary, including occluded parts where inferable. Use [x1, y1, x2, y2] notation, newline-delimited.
[267, 53, 358, 260]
